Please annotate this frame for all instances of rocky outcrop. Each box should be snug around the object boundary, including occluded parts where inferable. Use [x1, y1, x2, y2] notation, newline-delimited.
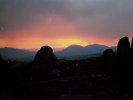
[103, 49, 115, 58]
[34, 46, 57, 65]
[32, 46, 58, 79]
[102, 49, 115, 72]
[116, 37, 132, 82]
[117, 37, 131, 58]
[131, 37, 133, 54]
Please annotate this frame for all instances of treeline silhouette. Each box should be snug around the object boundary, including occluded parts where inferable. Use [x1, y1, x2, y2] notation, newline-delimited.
[0, 37, 133, 99]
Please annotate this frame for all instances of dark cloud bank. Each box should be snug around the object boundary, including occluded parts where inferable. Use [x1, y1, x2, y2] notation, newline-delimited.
[0, 0, 133, 39]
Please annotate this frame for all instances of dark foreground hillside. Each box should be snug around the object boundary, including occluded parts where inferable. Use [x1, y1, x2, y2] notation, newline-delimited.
[0, 37, 133, 100]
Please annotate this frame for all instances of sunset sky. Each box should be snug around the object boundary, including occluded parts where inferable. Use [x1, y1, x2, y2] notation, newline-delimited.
[0, 0, 133, 49]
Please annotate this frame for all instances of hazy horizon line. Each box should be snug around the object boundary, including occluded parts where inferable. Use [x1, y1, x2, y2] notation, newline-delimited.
[0, 43, 117, 52]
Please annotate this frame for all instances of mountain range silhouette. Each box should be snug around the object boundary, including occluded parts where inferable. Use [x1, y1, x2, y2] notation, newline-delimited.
[0, 44, 116, 61]
[0, 36, 133, 99]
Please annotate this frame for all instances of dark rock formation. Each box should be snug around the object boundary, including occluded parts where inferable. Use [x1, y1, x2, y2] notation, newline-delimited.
[131, 37, 133, 54]
[32, 46, 58, 79]
[103, 49, 115, 58]
[102, 49, 115, 72]
[117, 36, 131, 58]
[34, 46, 57, 65]
[116, 37, 132, 83]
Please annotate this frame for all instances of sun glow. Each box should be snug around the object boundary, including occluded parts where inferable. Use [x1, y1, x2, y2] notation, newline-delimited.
[53, 38, 88, 48]
[6, 37, 89, 49]
[0, 14, 118, 49]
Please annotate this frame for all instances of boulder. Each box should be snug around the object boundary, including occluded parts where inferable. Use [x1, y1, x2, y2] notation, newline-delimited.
[117, 36, 131, 58]
[103, 49, 115, 58]
[34, 46, 57, 65]
[33, 46, 58, 78]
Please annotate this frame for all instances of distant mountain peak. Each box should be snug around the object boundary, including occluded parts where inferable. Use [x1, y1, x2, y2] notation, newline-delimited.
[85, 44, 108, 48]
[0, 47, 35, 61]
[61, 45, 83, 53]
[67, 44, 83, 48]
[2, 47, 29, 51]
[0, 44, 116, 61]
[55, 43, 115, 59]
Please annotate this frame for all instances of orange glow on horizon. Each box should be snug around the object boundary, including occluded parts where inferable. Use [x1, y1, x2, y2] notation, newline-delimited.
[0, 36, 117, 49]
[0, 15, 118, 49]
[3, 37, 89, 49]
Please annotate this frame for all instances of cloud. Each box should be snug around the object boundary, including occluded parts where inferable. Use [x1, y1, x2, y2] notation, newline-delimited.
[0, 0, 66, 29]
[66, 0, 133, 39]
[0, 0, 133, 45]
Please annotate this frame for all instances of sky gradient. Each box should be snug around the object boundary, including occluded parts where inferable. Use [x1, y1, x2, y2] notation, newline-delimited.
[0, 0, 133, 49]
